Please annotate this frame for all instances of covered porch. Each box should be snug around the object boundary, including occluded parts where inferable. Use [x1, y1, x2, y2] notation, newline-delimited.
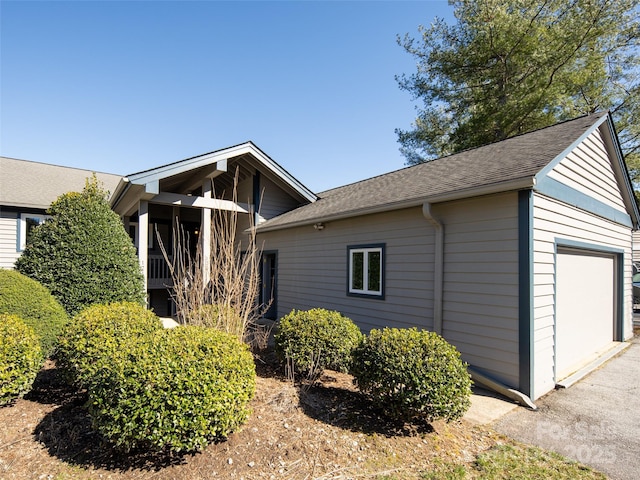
[109, 142, 316, 317]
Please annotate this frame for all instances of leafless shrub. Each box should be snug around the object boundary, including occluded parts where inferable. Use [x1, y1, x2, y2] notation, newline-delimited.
[285, 349, 325, 394]
[158, 169, 271, 348]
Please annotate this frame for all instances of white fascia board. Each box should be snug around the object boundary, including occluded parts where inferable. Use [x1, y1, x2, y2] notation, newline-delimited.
[126, 142, 316, 203]
[127, 150, 233, 186]
[424, 177, 536, 203]
[534, 113, 609, 182]
[600, 117, 640, 229]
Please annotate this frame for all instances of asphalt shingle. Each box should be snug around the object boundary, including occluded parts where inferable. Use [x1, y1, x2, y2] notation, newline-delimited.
[258, 113, 608, 230]
[1, 157, 122, 210]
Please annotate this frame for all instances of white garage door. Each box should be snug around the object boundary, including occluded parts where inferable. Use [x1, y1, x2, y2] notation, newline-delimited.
[555, 248, 615, 380]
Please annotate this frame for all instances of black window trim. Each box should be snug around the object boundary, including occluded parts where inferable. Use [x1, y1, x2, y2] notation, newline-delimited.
[346, 243, 385, 300]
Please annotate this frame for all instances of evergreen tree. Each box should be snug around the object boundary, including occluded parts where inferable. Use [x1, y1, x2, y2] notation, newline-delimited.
[16, 176, 145, 316]
[397, 0, 640, 181]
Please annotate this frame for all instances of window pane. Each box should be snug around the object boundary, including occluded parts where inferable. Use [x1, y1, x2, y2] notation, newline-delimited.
[352, 252, 364, 290]
[25, 218, 40, 245]
[367, 251, 381, 292]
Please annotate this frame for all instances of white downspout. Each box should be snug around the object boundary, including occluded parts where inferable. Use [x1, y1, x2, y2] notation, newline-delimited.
[422, 202, 443, 335]
[469, 367, 537, 410]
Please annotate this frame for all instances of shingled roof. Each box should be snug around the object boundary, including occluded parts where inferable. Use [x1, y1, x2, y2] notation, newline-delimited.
[0, 157, 122, 210]
[257, 112, 618, 232]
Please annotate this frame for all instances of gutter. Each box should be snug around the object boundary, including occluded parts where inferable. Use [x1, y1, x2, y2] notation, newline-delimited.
[422, 202, 443, 335]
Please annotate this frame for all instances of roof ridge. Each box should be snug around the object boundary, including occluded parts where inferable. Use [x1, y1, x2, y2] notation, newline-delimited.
[317, 112, 607, 197]
[0, 156, 121, 177]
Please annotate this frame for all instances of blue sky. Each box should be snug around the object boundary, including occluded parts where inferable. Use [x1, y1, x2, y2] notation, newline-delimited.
[1, 0, 454, 192]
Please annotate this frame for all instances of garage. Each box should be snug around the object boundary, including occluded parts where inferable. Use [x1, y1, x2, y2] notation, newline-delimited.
[555, 247, 617, 380]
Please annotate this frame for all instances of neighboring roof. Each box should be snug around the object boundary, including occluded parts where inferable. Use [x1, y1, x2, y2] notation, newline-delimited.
[0, 157, 122, 210]
[111, 141, 316, 214]
[257, 112, 637, 232]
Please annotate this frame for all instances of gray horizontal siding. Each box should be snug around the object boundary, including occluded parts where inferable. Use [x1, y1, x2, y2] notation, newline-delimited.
[547, 129, 626, 211]
[261, 192, 522, 390]
[532, 193, 632, 398]
[259, 207, 436, 332]
[258, 176, 303, 222]
[436, 192, 520, 388]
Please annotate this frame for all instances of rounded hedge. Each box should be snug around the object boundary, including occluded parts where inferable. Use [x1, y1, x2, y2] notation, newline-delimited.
[0, 314, 43, 405]
[87, 326, 256, 453]
[56, 301, 163, 389]
[15, 177, 145, 317]
[0, 269, 69, 357]
[274, 308, 364, 374]
[351, 327, 472, 423]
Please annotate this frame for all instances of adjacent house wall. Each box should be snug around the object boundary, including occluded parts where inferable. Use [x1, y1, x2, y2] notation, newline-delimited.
[0, 211, 19, 268]
[259, 206, 437, 332]
[436, 192, 520, 388]
[633, 230, 640, 264]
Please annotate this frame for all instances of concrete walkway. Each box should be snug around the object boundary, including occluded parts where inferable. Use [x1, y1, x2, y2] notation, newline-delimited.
[491, 336, 640, 480]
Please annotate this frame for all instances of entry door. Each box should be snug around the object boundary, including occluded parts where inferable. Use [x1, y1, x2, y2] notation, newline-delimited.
[555, 248, 616, 380]
[261, 252, 277, 320]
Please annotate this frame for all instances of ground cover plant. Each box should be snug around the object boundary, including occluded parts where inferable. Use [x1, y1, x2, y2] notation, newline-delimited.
[0, 269, 69, 357]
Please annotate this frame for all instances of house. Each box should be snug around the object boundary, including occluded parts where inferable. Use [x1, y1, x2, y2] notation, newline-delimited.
[0, 156, 121, 269]
[252, 112, 639, 401]
[2, 112, 637, 402]
[108, 142, 316, 317]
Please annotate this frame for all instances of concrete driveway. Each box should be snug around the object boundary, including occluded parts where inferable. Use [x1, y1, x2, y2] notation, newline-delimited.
[492, 336, 640, 480]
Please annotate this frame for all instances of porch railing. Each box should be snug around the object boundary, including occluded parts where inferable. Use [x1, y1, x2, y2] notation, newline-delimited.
[148, 254, 173, 289]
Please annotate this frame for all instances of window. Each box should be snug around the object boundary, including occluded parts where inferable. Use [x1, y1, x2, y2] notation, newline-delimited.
[18, 214, 50, 251]
[348, 244, 384, 298]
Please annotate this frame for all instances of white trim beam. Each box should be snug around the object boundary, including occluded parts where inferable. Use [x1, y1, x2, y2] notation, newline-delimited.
[201, 179, 212, 285]
[130, 158, 229, 186]
[179, 160, 228, 194]
[138, 200, 149, 301]
[149, 192, 249, 213]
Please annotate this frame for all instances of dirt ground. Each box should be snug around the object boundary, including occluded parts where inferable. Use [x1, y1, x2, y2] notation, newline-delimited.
[0, 357, 504, 480]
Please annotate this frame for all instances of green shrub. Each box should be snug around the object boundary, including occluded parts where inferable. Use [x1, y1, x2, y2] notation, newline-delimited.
[0, 269, 69, 356]
[0, 314, 43, 405]
[15, 176, 145, 317]
[56, 301, 162, 389]
[274, 308, 364, 374]
[351, 327, 472, 423]
[88, 326, 256, 453]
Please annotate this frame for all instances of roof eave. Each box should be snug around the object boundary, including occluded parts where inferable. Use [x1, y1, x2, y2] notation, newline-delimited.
[256, 177, 537, 233]
[126, 142, 317, 205]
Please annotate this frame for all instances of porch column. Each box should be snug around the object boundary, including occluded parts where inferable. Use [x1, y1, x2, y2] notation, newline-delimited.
[201, 179, 212, 285]
[138, 200, 149, 302]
